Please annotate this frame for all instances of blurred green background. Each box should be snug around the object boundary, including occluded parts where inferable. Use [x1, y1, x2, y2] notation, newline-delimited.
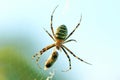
[0, 35, 65, 80]
[0, 0, 120, 80]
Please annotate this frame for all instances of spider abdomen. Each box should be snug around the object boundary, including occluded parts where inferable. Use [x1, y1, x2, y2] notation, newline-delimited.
[55, 25, 68, 40]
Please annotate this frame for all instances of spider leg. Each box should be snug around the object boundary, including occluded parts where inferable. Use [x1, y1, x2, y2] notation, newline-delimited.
[62, 45, 92, 65]
[65, 15, 82, 40]
[32, 43, 56, 63]
[61, 47, 71, 72]
[64, 39, 77, 44]
[50, 5, 59, 38]
[43, 28, 55, 41]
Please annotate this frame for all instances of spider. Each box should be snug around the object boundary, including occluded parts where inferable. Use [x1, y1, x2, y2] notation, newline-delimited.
[32, 5, 92, 72]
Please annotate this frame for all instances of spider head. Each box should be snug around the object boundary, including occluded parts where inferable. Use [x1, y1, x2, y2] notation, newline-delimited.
[55, 25, 68, 40]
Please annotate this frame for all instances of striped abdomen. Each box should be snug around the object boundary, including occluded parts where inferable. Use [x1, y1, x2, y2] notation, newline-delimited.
[55, 25, 68, 40]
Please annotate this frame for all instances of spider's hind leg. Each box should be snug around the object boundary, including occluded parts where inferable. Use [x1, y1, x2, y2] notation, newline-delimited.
[43, 28, 55, 41]
[64, 39, 77, 44]
[65, 15, 82, 40]
[50, 5, 58, 38]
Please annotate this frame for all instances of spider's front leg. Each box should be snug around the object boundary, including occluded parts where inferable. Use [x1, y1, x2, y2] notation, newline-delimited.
[63, 45, 92, 65]
[61, 47, 72, 72]
[32, 43, 56, 63]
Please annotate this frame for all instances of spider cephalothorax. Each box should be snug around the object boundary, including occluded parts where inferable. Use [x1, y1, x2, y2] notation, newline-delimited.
[32, 5, 91, 72]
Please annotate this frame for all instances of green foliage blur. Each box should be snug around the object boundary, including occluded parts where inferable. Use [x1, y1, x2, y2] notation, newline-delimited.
[0, 45, 45, 80]
[0, 34, 66, 80]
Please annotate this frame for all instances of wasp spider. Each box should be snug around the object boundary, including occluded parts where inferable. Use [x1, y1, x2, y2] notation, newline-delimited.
[32, 5, 92, 72]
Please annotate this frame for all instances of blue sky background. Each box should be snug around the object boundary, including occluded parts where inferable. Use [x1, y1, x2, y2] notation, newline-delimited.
[0, 0, 120, 80]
